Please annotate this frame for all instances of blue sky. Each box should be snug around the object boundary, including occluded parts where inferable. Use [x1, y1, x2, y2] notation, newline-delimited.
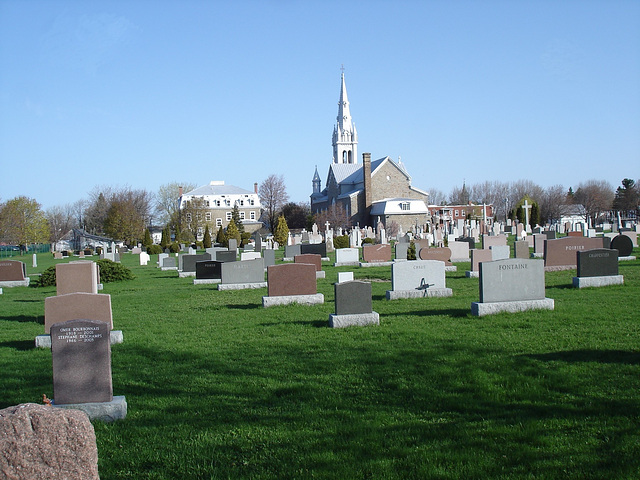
[1, 0, 639, 211]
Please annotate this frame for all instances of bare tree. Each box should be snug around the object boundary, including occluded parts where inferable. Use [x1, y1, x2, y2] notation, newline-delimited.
[574, 179, 614, 225]
[155, 181, 197, 227]
[181, 196, 211, 241]
[427, 188, 447, 206]
[259, 174, 289, 233]
[315, 204, 350, 230]
[539, 184, 566, 225]
[46, 204, 75, 250]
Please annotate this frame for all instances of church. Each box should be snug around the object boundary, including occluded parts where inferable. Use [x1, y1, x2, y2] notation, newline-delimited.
[310, 72, 430, 233]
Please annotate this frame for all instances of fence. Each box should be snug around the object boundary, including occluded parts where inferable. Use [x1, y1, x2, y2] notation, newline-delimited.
[0, 243, 51, 258]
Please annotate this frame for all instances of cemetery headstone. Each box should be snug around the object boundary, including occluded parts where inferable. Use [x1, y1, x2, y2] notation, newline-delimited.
[573, 248, 622, 288]
[544, 237, 603, 270]
[482, 235, 507, 249]
[466, 248, 493, 278]
[216, 250, 237, 263]
[329, 281, 379, 328]
[263, 263, 324, 307]
[514, 241, 529, 259]
[194, 260, 223, 284]
[611, 234, 634, 257]
[362, 244, 392, 263]
[301, 243, 327, 257]
[263, 249, 276, 268]
[334, 248, 360, 266]
[448, 241, 470, 263]
[219, 258, 266, 290]
[418, 247, 452, 266]
[55, 261, 99, 295]
[0, 260, 29, 287]
[386, 260, 452, 300]
[284, 244, 302, 260]
[490, 245, 510, 261]
[395, 242, 409, 261]
[337, 272, 354, 283]
[471, 258, 554, 316]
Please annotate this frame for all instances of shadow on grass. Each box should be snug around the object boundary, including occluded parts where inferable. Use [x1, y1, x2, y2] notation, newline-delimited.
[13, 299, 42, 303]
[0, 340, 35, 351]
[523, 350, 640, 365]
[546, 283, 575, 290]
[384, 308, 470, 318]
[0, 315, 44, 324]
[227, 303, 262, 310]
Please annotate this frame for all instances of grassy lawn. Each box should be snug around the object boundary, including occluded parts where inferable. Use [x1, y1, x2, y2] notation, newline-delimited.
[1, 246, 639, 479]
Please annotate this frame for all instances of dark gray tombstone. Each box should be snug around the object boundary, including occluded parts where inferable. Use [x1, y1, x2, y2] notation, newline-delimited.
[162, 256, 176, 268]
[254, 234, 262, 252]
[610, 234, 633, 257]
[181, 253, 212, 272]
[284, 244, 301, 258]
[195, 261, 223, 280]
[457, 237, 476, 250]
[577, 249, 618, 277]
[263, 249, 276, 268]
[301, 243, 326, 257]
[543, 231, 556, 240]
[51, 319, 112, 405]
[216, 251, 237, 263]
[335, 281, 372, 315]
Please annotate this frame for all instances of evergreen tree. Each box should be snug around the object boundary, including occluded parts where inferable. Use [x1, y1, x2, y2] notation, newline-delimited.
[530, 202, 540, 228]
[516, 206, 524, 225]
[226, 219, 241, 246]
[216, 225, 226, 247]
[274, 215, 289, 246]
[231, 204, 245, 234]
[203, 225, 212, 248]
[143, 228, 153, 247]
[407, 241, 417, 260]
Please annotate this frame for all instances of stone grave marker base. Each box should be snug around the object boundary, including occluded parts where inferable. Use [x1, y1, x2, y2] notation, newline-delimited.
[193, 279, 221, 285]
[359, 261, 393, 268]
[544, 265, 574, 272]
[329, 311, 380, 328]
[160, 266, 178, 271]
[572, 275, 623, 289]
[471, 298, 554, 317]
[445, 266, 457, 272]
[53, 395, 127, 422]
[35, 330, 123, 349]
[178, 271, 196, 278]
[0, 279, 30, 288]
[465, 271, 479, 278]
[334, 261, 360, 267]
[386, 288, 453, 300]
[218, 282, 267, 291]
[619, 256, 636, 261]
[262, 293, 324, 307]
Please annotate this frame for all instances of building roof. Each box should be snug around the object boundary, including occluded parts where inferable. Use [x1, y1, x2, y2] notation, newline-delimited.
[184, 181, 255, 197]
[370, 198, 429, 216]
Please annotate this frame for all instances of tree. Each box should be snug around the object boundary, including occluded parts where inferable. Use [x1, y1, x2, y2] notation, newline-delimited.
[104, 198, 146, 245]
[427, 188, 447, 206]
[143, 228, 153, 247]
[280, 202, 310, 229]
[203, 225, 212, 248]
[155, 181, 196, 226]
[181, 196, 209, 241]
[0, 196, 49, 249]
[613, 179, 639, 216]
[160, 226, 170, 248]
[314, 204, 350, 230]
[216, 225, 227, 247]
[46, 204, 75, 251]
[530, 202, 540, 228]
[539, 184, 566, 225]
[231, 204, 245, 234]
[574, 180, 614, 225]
[259, 174, 289, 233]
[225, 219, 241, 245]
[273, 215, 289, 246]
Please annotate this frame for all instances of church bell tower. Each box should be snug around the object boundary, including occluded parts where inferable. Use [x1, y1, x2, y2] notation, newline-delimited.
[332, 70, 358, 164]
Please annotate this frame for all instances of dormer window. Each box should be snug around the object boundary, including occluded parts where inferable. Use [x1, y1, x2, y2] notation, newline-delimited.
[400, 202, 410, 211]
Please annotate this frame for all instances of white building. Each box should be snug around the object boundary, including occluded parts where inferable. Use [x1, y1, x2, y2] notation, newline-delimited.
[179, 181, 263, 236]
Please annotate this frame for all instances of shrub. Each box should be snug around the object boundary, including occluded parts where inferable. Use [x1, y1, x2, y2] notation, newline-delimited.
[96, 259, 135, 282]
[148, 244, 163, 255]
[362, 237, 374, 245]
[169, 242, 181, 253]
[407, 241, 417, 260]
[333, 235, 349, 249]
[32, 266, 56, 288]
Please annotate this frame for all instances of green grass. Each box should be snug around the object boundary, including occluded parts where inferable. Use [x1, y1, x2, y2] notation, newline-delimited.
[1, 248, 639, 479]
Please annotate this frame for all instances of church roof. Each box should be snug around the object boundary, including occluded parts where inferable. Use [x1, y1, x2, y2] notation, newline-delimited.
[370, 198, 429, 215]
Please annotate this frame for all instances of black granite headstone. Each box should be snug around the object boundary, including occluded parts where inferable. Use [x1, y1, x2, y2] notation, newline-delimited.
[577, 249, 619, 277]
[195, 260, 223, 280]
[611, 234, 633, 257]
[334, 281, 372, 315]
[51, 319, 112, 405]
[301, 243, 327, 257]
[456, 237, 476, 250]
[182, 253, 212, 272]
[543, 231, 556, 240]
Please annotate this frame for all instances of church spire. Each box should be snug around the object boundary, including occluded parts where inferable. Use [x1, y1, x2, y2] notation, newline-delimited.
[332, 67, 358, 164]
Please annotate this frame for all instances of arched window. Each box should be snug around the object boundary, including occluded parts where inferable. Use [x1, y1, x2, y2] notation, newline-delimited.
[342, 150, 347, 163]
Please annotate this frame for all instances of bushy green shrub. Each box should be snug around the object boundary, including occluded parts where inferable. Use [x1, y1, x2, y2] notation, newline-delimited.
[333, 235, 349, 249]
[32, 266, 57, 287]
[96, 259, 135, 282]
[362, 237, 374, 245]
[169, 242, 181, 253]
[148, 244, 163, 255]
[407, 241, 417, 260]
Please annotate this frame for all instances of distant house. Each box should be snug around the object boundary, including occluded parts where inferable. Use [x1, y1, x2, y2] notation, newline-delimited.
[428, 204, 494, 225]
[179, 181, 263, 237]
[310, 72, 429, 230]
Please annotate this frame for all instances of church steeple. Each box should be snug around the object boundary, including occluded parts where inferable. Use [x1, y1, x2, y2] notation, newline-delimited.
[312, 165, 321, 195]
[332, 69, 358, 164]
